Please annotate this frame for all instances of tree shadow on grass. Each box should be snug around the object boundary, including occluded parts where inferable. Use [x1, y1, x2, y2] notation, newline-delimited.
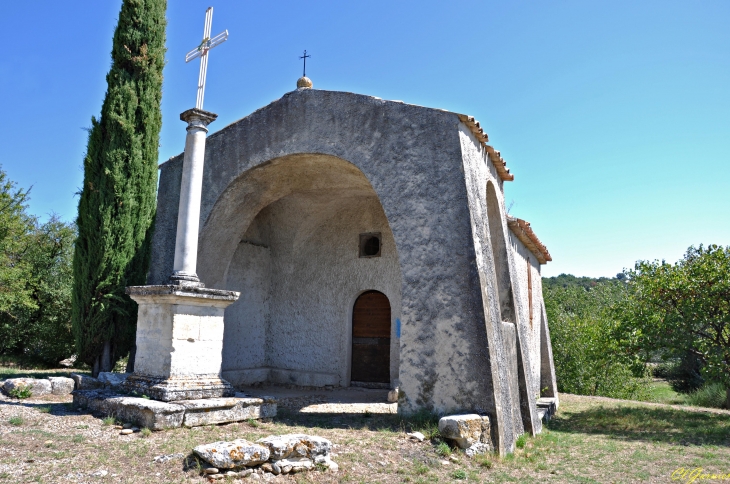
[549, 404, 730, 447]
[273, 407, 440, 437]
[0, 399, 78, 417]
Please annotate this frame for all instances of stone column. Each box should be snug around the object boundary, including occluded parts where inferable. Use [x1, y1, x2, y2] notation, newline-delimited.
[170, 108, 218, 286]
[122, 108, 241, 402]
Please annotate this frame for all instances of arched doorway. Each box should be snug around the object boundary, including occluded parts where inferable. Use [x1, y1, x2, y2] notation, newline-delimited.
[351, 291, 391, 384]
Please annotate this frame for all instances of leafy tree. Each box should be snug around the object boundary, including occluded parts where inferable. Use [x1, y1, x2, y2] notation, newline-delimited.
[545, 280, 649, 399]
[0, 166, 76, 365]
[72, 0, 166, 376]
[622, 245, 730, 407]
[0, 169, 35, 318]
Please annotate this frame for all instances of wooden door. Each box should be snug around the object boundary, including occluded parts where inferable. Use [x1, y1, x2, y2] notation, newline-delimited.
[351, 291, 391, 383]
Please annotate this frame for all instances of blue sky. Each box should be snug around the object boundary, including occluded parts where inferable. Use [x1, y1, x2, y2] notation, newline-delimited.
[1, 1, 728, 277]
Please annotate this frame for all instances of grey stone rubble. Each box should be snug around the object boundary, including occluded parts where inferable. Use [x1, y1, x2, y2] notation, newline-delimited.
[438, 414, 492, 455]
[1, 377, 72, 397]
[194, 434, 337, 476]
[97, 372, 131, 389]
[72, 389, 276, 429]
[406, 432, 425, 442]
[71, 373, 103, 390]
[48, 377, 75, 395]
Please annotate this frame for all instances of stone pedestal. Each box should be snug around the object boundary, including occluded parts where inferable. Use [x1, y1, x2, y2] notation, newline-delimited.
[122, 284, 239, 401]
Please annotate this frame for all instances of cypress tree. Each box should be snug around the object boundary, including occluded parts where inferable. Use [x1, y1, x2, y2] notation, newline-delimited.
[72, 0, 166, 376]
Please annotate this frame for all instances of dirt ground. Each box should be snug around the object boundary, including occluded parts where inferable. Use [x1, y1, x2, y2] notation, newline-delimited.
[1, 386, 729, 483]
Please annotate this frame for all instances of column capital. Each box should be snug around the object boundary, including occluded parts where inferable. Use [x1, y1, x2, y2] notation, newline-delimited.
[180, 108, 218, 126]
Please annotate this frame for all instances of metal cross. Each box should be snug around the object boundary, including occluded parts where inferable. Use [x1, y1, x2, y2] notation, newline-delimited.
[299, 50, 311, 77]
[185, 7, 229, 110]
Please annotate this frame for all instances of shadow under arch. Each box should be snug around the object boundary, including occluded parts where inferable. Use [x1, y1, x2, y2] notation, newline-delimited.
[202, 153, 403, 388]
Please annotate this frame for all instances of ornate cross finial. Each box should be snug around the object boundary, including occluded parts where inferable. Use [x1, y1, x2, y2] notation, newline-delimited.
[185, 7, 229, 110]
[299, 50, 311, 77]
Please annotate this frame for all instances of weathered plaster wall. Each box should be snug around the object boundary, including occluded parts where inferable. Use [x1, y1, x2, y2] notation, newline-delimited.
[221, 190, 402, 387]
[509, 234, 544, 398]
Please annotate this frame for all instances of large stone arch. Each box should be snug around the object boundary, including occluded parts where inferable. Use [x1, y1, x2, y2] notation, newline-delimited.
[200, 153, 403, 388]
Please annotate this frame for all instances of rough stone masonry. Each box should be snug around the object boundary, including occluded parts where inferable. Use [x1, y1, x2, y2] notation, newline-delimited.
[148, 82, 559, 454]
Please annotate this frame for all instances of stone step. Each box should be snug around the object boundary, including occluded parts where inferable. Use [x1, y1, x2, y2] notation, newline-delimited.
[73, 390, 276, 430]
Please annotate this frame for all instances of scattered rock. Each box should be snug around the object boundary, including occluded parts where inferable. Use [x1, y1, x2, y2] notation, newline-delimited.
[120, 429, 133, 435]
[90, 470, 108, 477]
[207, 474, 224, 481]
[407, 432, 425, 442]
[239, 469, 253, 477]
[114, 425, 123, 430]
[131, 427, 140, 432]
[59, 355, 77, 367]
[271, 462, 281, 475]
[256, 434, 331, 460]
[276, 457, 313, 472]
[97, 372, 131, 390]
[203, 468, 219, 475]
[48, 377, 75, 395]
[250, 473, 261, 480]
[387, 387, 399, 403]
[438, 414, 490, 449]
[465, 442, 490, 457]
[260, 463, 273, 473]
[440, 460, 450, 466]
[70, 373, 102, 390]
[449, 455, 459, 463]
[3, 378, 52, 397]
[193, 439, 270, 469]
[281, 465, 292, 474]
[153, 453, 185, 464]
[224, 471, 238, 476]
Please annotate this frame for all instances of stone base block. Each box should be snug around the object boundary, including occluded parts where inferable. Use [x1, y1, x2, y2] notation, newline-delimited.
[73, 390, 185, 430]
[179, 394, 277, 427]
[73, 390, 277, 430]
[438, 414, 491, 450]
[536, 397, 557, 421]
[122, 374, 234, 402]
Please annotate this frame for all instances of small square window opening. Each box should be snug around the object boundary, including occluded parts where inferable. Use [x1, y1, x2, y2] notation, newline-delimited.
[359, 232, 382, 258]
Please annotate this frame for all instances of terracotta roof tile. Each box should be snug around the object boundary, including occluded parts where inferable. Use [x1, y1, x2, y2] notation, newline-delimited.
[457, 114, 514, 182]
[507, 217, 552, 264]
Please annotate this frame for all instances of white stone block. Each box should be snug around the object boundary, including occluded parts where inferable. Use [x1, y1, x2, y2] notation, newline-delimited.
[48, 377, 75, 395]
[438, 414, 491, 449]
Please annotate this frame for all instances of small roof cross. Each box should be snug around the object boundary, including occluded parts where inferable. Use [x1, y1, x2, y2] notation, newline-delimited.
[185, 7, 228, 110]
[299, 50, 311, 77]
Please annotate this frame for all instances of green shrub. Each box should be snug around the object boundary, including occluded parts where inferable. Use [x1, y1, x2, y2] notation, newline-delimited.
[545, 281, 650, 400]
[8, 385, 32, 399]
[686, 382, 727, 409]
[515, 434, 527, 449]
[451, 469, 467, 480]
[8, 416, 23, 426]
[435, 441, 451, 457]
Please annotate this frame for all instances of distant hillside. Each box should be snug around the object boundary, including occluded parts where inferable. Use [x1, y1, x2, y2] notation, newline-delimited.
[542, 273, 624, 291]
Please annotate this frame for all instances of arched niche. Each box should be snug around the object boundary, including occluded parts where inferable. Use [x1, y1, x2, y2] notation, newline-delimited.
[205, 154, 402, 388]
[486, 181, 515, 323]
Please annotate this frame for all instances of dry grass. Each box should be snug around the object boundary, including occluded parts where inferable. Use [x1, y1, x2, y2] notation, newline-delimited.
[0, 391, 728, 483]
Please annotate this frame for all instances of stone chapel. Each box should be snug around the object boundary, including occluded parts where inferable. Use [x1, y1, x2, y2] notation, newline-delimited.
[147, 78, 559, 454]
